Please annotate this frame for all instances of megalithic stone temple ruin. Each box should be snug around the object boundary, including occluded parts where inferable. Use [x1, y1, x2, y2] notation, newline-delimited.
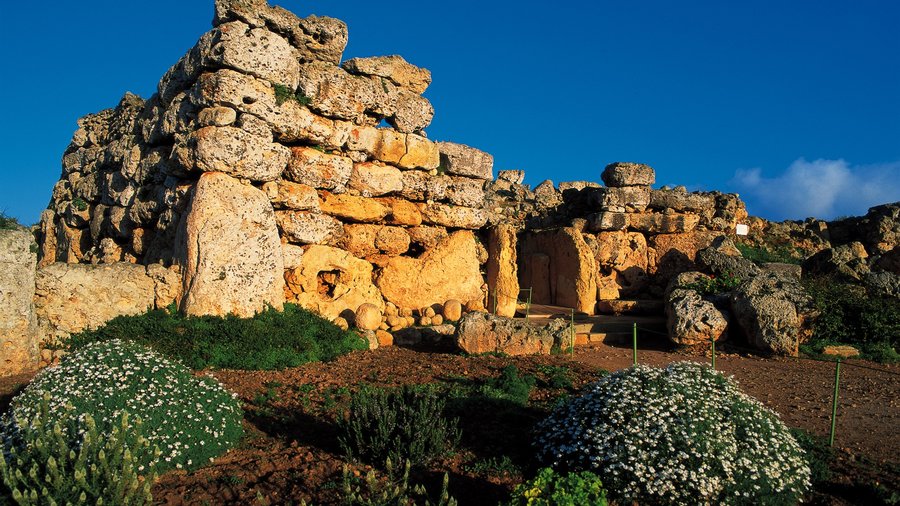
[1, 0, 898, 376]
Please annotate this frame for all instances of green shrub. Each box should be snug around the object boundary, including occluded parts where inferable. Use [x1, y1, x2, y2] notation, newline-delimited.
[534, 362, 810, 505]
[506, 467, 607, 506]
[341, 458, 456, 506]
[64, 303, 368, 370]
[736, 243, 803, 265]
[338, 386, 460, 468]
[478, 365, 536, 406]
[1, 340, 243, 474]
[537, 365, 574, 390]
[679, 272, 742, 295]
[803, 277, 899, 362]
[789, 429, 833, 486]
[273, 83, 312, 106]
[1, 395, 157, 505]
[0, 212, 20, 230]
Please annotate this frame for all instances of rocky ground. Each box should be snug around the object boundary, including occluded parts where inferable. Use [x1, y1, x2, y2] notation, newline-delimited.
[8, 340, 893, 505]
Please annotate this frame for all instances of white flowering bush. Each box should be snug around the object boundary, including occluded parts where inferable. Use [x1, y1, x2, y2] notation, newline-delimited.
[1, 340, 243, 475]
[534, 362, 810, 505]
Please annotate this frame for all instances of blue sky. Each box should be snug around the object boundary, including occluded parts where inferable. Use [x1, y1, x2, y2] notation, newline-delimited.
[1, 0, 897, 225]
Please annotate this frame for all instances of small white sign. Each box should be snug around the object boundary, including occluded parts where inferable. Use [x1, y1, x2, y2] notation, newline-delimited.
[735, 223, 749, 236]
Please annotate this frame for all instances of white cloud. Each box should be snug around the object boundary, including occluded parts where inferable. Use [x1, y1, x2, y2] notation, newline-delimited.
[730, 158, 900, 221]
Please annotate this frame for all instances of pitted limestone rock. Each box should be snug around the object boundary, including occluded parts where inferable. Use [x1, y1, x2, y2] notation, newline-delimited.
[173, 125, 290, 181]
[285, 147, 353, 192]
[436, 142, 493, 180]
[342, 55, 432, 94]
[0, 229, 39, 376]
[284, 245, 383, 320]
[601, 162, 655, 187]
[276, 210, 344, 245]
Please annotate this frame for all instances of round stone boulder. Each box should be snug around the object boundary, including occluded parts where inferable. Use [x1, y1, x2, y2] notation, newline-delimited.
[355, 303, 383, 331]
[443, 299, 463, 322]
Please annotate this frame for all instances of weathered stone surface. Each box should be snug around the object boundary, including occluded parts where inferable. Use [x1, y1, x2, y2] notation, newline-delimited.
[802, 242, 870, 281]
[264, 180, 319, 210]
[601, 162, 655, 187]
[213, 1, 348, 64]
[296, 61, 434, 133]
[399, 171, 450, 201]
[498, 170, 525, 184]
[384, 199, 423, 226]
[822, 345, 860, 358]
[443, 299, 463, 322]
[340, 224, 380, 258]
[648, 231, 722, 284]
[159, 20, 301, 103]
[455, 312, 571, 356]
[276, 210, 343, 245]
[375, 227, 410, 256]
[595, 186, 651, 213]
[377, 231, 483, 309]
[487, 225, 519, 317]
[180, 172, 284, 317]
[696, 237, 760, 281]
[421, 203, 488, 229]
[520, 228, 597, 314]
[197, 106, 237, 127]
[587, 212, 628, 232]
[284, 245, 383, 319]
[349, 162, 403, 197]
[650, 188, 716, 215]
[447, 177, 486, 208]
[354, 303, 382, 331]
[436, 142, 493, 180]
[173, 126, 290, 181]
[594, 231, 648, 299]
[407, 226, 448, 250]
[872, 246, 900, 274]
[285, 147, 353, 192]
[864, 271, 900, 298]
[282, 243, 305, 270]
[730, 271, 817, 356]
[666, 288, 729, 346]
[34, 262, 181, 343]
[628, 212, 700, 234]
[399, 133, 441, 170]
[320, 193, 389, 223]
[0, 229, 39, 376]
[342, 55, 432, 94]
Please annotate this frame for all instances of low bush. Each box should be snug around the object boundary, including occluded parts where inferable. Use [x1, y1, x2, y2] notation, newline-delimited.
[1, 340, 243, 474]
[679, 272, 741, 295]
[478, 365, 536, 405]
[338, 386, 460, 468]
[64, 303, 369, 370]
[534, 362, 810, 505]
[803, 277, 899, 362]
[506, 467, 607, 506]
[0, 212, 21, 230]
[789, 428, 833, 486]
[736, 243, 803, 265]
[1, 396, 157, 505]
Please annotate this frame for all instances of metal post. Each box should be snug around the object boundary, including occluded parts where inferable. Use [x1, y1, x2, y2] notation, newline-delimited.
[829, 358, 841, 447]
[492, 288, 498, 315]
[632, 322, 638, 366]
[570, 309, 575, 355]
[525, 288, 532, 320]
[711, 336, 716, 370]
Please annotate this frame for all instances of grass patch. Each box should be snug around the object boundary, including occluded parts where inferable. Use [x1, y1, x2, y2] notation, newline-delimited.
[736, 243, 803, 265]
[63, 303, 368, 370]
[273, 83, 311, 106]
[0, 211, 21, 230]
[803, 277, 900, 363]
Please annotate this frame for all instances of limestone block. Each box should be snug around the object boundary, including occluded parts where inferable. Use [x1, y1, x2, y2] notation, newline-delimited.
[285, 147, 353, 191]
[455, 312, 571, 356]
[421, 203, 488, 229]
[284, 245, 383, 319]
[382, 199, 423, 226]
[264, 180, 319, 210]
[731, 272, 817, 356]
[173, 126, 290, 181]
[400, 171, 450, 201]
[407, 226, 448, 250]
[320, 193, 389, 223]
[443, 300, 463, 322]
[375, 227, 410, 256]
[377, 231, 484, 309]
[276, 210, 344, 245]
[436, 142, 493, 180]
[601, 162, 655, 187]
[666, 288, 729, 346]
[628, 212, 700, 234]
[587, 212, 628, 232]
[596, 186, 651, 212]
[180, 172, 284, 317]
[520, 228, 597, 314]
[214, 1, 348, 65]
[498, 170, 525, 184]
[447, 177, 486, 208]
[296, 61, 434, 133]
[197, 106, 237, 127]
[349, 162, 403, 197]
[0, 229, 39, 376]
[648, 231, 722, 283]
[34, 262, 181, 344]
[341, 224, 380, 258]
[486, 225, 519, 318]
[595, 231, 649, 298]
[342, 55, 432, 94]
[399, 134, 440, 169]
[282, 243, 305, 270]
[649, 189, 716, 214]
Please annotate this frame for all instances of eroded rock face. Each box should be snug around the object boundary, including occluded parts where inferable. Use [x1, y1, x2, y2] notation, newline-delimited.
[730, 271, 817, 356]
[455, 312, 571, 356]
[377, 231, 483, 310]
[601, 162, 655, 187]
[284, 244, 384, 319]
[666, 288, 729, 346]
[34, 262, 181, 344]
[342, 55, 432, 94]
[0, 229, 39, 375]
[173, 125, 290, 181]
[179, 172, 284, 317]
[436, 142, 493, 180]
[520, 228, 597, 314]
[594, 230, 648, 299]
